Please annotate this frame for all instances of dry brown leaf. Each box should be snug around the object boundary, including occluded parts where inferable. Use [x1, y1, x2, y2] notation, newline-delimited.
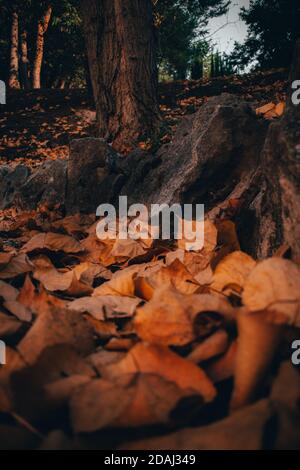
[0, 254, 33, 279]
[275, 101, 285, 117]
[81, 236, 117, 266]
[0, 281, 19, 302]
[0, 252, 14, 269]
[206, 340, 237, 383]
[93, 264, 143, 297]
[134, 288, 236, 346]
[105, 337, 135, 351]
[242, 258, 300, 326]
[216, 220, 240, 252]
[135, 259, 200, 300]
[68, 295, 141, 320]
[264, 109, 278, 119]
[70, 373, 195, 432]
[72, 262, 112, 284]
[110, 238, 147, 261]
[101, 342, 216, 403]
[0, 312, 23, 338]
[0, 347, 26, 412]
[120, 399, 273, 450]
[84, 316, 118, 339]
[177, 219, 217, 253]
[22, 232, 82, 254]
[17, 306, 95, 364]
[134, 288, 195, 345]
[17, 275, 66, 315]
[230, 310, 281, 410]
[3, 300, 32, 322]
[212, 251, 256, 296]
[165, 249, 212, 278]
[44, 375, 92, 407]
[87, 350, 126, 375]
[50, 214, 95, 236]
[33, 268, 93, 297]
[187, 330, 229, 364]
[255, 102, 275, 115]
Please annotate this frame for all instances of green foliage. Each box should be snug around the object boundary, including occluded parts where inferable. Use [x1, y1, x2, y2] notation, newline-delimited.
[230, 0, 300, 70]
[155, 0, 230, 80]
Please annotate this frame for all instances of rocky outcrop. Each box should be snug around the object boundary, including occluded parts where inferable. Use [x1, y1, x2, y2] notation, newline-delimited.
[120, 93, 268, 210]
[65, 138, 120, 214]
[0, 161, 66, 210]
[251, 40, 300, 258]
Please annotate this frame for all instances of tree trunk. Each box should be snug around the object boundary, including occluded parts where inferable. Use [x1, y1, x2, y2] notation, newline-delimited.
[8, 11, 20, 89]
[81, 0, 161, 153]
[20, 30, 30, 90]
[32, 5, 52, 89]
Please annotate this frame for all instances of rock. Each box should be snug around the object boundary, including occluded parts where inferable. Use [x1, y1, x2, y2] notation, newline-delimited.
[253, 40, 300, 258]
[0, 165, 29, 209]
[65, 138, 121, 214]
[120, 94, 268, 209]
[21, 160, 67, 210]
[0, 160, 66, 211]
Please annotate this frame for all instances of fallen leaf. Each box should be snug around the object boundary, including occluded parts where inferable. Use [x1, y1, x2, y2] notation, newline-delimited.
[134, 288, 235, 346]
[205, 340, 237, 383]
[275, 101, 285, 117]
[17, 306, 95, 364]
[101, 342, 216, 403]
[0, 312, 23, 338]
[212, 251, 256, 296]
[256, 102, 275, 115]
[187, 330, 229, 364]
[0, 253, 14, 269]
[242, 258, 300, 326]
[22, 232, 82, 254]
[110, 238, 147, 261]
[135, 259, 200, 300]
[0, 254, 33, 279]
[3, 301, 32, 322]
[120, 399, 274, 450]
[70, 373, 196, 432]
[0, 281, 19, 301]
[68, 295, 141, 320]
[177, 219, 217, 253]
[33, 268, 93, 297]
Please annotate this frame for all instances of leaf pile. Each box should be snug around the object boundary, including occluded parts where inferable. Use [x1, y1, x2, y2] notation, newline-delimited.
[0, 208, 299, 450]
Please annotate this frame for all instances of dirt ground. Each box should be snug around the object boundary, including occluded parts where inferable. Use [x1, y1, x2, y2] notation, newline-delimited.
[0, 69, 288, 168]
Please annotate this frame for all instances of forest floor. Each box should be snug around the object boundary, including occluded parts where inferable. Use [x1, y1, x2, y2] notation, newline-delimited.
[0, 68, 288, 167]
[1, 68, 300, 451]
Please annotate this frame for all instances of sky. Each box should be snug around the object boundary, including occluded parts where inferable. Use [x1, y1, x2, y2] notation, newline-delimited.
[207, 0, 250, 54]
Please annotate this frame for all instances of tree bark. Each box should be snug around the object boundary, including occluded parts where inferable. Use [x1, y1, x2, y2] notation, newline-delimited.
[81, 0, 161, 153]
[20, 30, 30, 90]
[8, 11, 20, 89]
[32, 5, 52, 89]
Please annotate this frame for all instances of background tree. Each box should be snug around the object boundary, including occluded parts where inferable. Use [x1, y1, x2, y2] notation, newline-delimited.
[230, 0, 300, 71]
[81, 0, 161, 153]
[8, 6, 20, 88]
[32, 3, 52, 89]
